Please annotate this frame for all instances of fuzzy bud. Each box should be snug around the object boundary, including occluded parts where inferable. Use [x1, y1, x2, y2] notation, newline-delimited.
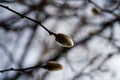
[55, 33, 74, 47]
[43, 61, 63, 71]
[92, 7, 101, 15]
[89, 31, 97, 36]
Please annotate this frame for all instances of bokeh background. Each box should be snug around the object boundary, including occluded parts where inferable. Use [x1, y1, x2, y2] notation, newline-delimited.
[0, 0, 120, 80]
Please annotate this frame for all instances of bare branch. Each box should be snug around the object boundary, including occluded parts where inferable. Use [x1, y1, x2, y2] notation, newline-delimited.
[0, 65, 43, 73]
[0, 4, 56, 36]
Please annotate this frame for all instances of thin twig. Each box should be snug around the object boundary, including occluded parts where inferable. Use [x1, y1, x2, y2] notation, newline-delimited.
[0, 4, 56, 36]
[0, 65, 43, 73]
[0, 1, 15, 3]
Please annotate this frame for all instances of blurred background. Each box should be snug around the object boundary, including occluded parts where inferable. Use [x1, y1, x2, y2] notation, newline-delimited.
[0, 0, 120, 80]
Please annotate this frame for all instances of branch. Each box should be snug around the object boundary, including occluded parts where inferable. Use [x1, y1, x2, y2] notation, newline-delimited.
[0, 65, 43, 73]
[0, 1, 15, 3]
[88, 0, 118, 17]
[0, 4, 56, 36]
[0, 61, 63, 73]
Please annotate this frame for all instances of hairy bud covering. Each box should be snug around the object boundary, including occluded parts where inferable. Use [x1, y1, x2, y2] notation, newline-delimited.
[43, 61, 63, 71]
[55, 33, 74, 47]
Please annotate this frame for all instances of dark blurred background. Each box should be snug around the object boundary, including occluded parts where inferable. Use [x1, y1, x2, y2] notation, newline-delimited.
[0, 0, 120, 80]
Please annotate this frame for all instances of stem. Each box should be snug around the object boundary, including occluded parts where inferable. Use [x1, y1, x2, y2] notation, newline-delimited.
[0, 65, 43, 73]
[0, 1, 15, 3]
[0, 4, 56, 36]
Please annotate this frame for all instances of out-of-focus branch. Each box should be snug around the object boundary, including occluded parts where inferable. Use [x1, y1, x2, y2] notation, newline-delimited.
[0, 42, 14, 62]
[88, 0, 119, 17]
[76, 18, 120, 46]
[71, 51, 118, 80]
[18, 24, 38, 67]
[112, 2, 120, 11]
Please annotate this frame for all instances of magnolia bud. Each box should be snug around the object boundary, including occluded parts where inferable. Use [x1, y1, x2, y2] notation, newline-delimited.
[92, 7, 101, 15]
[89, 31, 97, 36]
[55, 33, 74, 47]
[43, 61, 63, 71]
